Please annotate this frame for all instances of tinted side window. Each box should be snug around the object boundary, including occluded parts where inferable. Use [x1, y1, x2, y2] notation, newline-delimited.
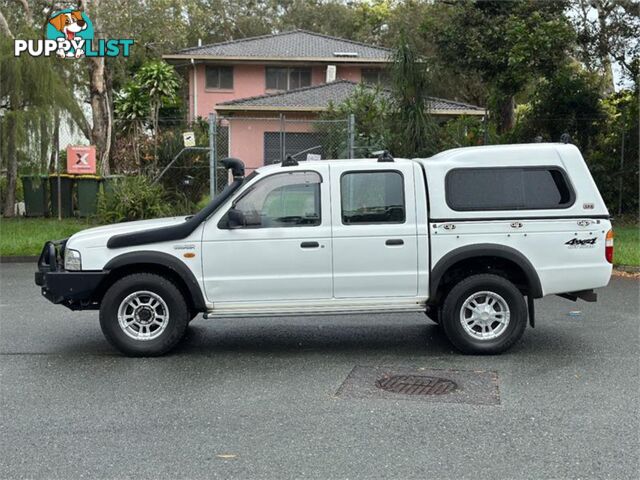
[341, 171, 405, 224]
[232, 171, 321, 228]
[523, 169, 573, 208]
[446, 167, 574, 211]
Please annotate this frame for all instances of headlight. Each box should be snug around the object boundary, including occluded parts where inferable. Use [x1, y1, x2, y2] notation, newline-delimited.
[64, 249, 82, 271]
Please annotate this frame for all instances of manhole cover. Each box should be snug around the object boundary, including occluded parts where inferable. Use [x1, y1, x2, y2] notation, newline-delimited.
[335, 366, 500, 405]
[375, 374, 457, 395]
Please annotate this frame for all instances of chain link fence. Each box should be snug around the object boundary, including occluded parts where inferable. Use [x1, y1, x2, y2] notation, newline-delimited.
[209, 113, 355, 194]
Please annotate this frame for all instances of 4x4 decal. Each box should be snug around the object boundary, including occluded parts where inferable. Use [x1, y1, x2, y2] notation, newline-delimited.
[565, 237, 597, 247]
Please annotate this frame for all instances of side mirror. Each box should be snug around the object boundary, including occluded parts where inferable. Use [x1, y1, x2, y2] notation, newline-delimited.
[227, 208, 246, 229]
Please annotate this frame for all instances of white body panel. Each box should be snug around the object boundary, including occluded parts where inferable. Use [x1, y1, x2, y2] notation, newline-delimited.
[430, 218, 613, 295]
[419, 143, 609, 221]
[65, 216, 210, 306]
[63, 143, 612, 316]
[200, 164, 333, 303]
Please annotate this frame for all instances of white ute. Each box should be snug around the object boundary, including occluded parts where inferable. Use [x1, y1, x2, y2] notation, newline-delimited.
[35, 144, 614, 356]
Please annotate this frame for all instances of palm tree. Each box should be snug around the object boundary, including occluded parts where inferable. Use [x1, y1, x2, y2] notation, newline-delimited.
[388, 34, 439, 158]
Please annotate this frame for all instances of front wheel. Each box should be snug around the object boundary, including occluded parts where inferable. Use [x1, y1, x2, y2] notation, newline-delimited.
[441, 274, 527, 354]
[100, 273, 189, 357]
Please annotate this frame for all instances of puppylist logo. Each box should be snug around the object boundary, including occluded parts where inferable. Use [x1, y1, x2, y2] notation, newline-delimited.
[14, 8, 133, 58]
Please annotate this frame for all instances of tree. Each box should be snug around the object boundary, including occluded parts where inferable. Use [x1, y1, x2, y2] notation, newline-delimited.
[387, 34, 439, 157]
[511, 64, 605, 149]
[571, 0, 640, 91]
[323, 36, 440, 158]
[134, 61, 180, 168]
[426, 0, 574, 133]
[0, 6, 87, 216]
[323, 84, 390, 156]
[113, 81, 148, 168]
[588, 89, 639, 214]
[79, 0, 114, 176]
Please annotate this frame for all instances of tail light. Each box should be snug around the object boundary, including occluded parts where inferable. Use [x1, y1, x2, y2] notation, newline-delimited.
[605, 229, 614, 263]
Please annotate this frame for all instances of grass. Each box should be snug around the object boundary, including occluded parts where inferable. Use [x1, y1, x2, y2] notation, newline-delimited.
[613, 223, 639, 267]
[0, 218, 97, 257]
[0, 217, 638, 267]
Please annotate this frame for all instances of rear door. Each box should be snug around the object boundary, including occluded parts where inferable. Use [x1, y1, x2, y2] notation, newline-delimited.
[329, 162, 419, 298]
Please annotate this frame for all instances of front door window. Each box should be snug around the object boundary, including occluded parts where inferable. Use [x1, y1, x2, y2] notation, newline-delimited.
[231, 171, 321, 228]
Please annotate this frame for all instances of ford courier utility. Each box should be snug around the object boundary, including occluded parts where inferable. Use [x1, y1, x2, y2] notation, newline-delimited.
[35, 144, 613, 356]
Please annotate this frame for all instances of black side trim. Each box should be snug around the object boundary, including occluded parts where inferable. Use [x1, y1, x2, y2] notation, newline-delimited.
[430, 243, 543, 301]
[104, 252, 207, 311]
[430, 215, 610, 223]
[107, 158, 245, 249]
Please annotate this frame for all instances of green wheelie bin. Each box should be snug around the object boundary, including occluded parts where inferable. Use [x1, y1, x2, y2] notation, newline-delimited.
[21, 175, 49, 217]
[49, 174, 74, 217]
[76, 175, 102, 217]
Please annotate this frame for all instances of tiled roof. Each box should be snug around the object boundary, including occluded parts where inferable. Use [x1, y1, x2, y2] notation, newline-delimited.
[167, 30, 390, 61]
[216, 81, 486, 115]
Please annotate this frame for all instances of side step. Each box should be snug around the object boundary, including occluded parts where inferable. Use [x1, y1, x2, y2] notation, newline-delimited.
[204, 303, 426, 319]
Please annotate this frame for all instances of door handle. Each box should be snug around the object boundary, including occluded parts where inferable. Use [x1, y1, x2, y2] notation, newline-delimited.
[385, 239, 404, 246]
[300, 241, 320, 249]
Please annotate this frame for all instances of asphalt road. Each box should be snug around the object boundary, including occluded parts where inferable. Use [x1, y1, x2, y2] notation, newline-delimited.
[1, 263, 638, 480]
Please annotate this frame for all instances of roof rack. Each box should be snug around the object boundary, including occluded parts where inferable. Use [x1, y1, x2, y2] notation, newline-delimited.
[374, 150, 394, 162]
[281, 155, 299, 167]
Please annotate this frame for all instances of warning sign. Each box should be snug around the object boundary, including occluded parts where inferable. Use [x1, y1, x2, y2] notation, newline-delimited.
[67, 145, 96, 174]
[183, 132, 196, 147]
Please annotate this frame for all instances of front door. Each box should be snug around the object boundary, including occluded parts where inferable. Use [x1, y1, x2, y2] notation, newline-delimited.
[201, 166, 332, 304]
[329, 162, 419, 298]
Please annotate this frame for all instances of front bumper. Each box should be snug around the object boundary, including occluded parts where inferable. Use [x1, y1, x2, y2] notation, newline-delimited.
[35, 240, 107, 310]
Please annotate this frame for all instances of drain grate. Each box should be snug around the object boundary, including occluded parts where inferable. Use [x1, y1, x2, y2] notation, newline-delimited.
[335, 366, 500, 405]
[375, 374, 457, 396]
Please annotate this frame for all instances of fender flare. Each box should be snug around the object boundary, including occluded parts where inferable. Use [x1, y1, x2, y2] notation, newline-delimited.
[103, 251, 207, 312]
[430, 243, 543, 300]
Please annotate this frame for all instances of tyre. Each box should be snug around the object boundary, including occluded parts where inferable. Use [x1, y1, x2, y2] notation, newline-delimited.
[99, 273, 189, 357]
[440, 274, 527, 354]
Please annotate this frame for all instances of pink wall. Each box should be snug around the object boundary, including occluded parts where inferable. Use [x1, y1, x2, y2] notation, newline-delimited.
[225, 115, 318, 172]
[190, 64, 265, 120]
[189, 63, 365, 120]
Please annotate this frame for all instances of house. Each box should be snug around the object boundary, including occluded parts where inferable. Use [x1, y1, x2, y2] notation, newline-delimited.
[163, 30, 485, 170]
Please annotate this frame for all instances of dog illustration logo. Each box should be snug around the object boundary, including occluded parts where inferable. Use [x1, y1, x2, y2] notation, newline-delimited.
[46, 9, 92, 58]
[14, 9, 132, 58]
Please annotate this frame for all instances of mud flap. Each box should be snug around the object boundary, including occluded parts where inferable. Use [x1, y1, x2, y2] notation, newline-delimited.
[527, 296, 535, 328]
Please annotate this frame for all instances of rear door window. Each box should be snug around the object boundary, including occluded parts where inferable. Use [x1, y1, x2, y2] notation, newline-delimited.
[341, 171, 405, 224]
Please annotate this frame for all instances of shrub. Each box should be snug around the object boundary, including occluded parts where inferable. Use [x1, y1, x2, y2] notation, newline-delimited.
[97, 176, 174, 223]
[195, 195, 210, 211]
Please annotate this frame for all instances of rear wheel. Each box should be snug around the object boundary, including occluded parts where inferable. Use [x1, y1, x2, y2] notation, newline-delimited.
[100, 273, 189, 356]
[440, 274, 527, 354]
